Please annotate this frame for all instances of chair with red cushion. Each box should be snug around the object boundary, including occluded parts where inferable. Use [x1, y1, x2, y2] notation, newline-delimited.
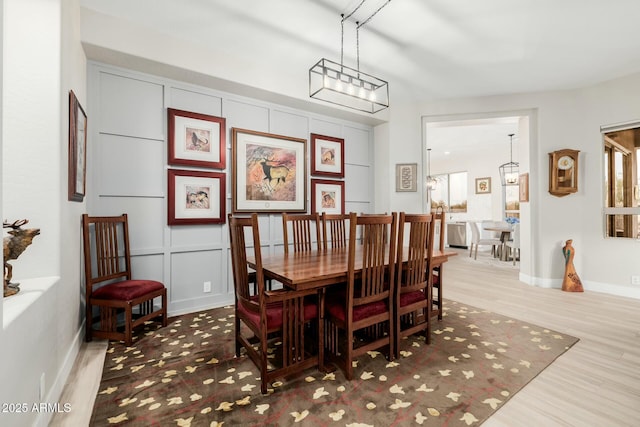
[324, 212, 398, 380]
[321, 212, 349, 250]
[282, 212, 322, 254]
[229, 213, 320, 394]
[431, 207, 446, 321]
[395, 212, 435, 357]
[82, 214, 167, 346]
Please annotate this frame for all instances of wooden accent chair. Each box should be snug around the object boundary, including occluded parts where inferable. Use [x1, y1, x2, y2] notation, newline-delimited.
[324, 212, 398, 380]
[321, 212, 349, 250]
[282, 213, 322, 254]
[431, 207, 446, 320]
[228, 213, 320, 394]
[394, 212, 435, 356]
[82, 214, 167, 346]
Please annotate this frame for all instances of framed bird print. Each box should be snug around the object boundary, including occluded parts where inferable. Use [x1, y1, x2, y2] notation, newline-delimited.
[168, 108, 226, 169]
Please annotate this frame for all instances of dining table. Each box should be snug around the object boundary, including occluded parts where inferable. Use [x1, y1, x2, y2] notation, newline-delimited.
[247, 246, 458, 371]
[483, 226, 513, 261]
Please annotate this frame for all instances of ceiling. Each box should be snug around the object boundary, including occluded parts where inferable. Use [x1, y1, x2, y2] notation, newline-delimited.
[80, 0, 640, 105]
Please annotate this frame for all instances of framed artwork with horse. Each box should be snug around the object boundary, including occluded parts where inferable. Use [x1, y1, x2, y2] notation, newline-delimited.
[168, 108, 226, 169]
[231, 128, 307, 213]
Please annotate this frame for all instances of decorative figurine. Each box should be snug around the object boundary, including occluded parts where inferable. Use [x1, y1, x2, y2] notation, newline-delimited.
[562, 239, 583, 292]
[3, 219, 41, 297]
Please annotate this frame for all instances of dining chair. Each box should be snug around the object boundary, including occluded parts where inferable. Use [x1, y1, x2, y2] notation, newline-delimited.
[228, 213, 320, 394]
[431, 207, 446, 321]
[282, 212, 322, 254]
[394, 212, 435, 357]
[324, 212, 398, 380]
[82, 214, 167, 346]
[505, 223, 521, 265]
[321, 212, 349, 250]
[469, 221, 501, 259]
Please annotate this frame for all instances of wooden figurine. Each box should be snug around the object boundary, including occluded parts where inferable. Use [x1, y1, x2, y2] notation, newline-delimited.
[561, 239, 583, 292]
[3, 219, 41, 297]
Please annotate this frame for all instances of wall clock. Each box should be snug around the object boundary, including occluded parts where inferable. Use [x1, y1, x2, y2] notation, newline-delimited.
[549, 149, 579, 196]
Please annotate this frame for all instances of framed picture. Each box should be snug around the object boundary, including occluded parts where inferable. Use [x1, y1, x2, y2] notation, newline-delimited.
[519, 173, 529, 202]
[68, 90, 87, 202]
[395, 163, 417, 192]
[168, 108, 226, 169]
[168, 169, 226, 225]
[310, 133, 344, 178]
[475, 177, 491, 194]
[311, 179, 345, 214]
[232, 128, 307, 213]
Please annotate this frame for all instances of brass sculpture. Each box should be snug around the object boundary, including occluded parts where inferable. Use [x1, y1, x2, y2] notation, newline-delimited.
[3, 219, 40, 297]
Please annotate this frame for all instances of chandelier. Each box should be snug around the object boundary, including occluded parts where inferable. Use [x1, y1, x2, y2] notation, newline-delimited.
[309, 1, 390, 114]
[499, 133, 519, 186]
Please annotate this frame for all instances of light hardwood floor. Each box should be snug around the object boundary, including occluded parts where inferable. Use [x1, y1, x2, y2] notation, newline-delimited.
[52, 248, 640, 426]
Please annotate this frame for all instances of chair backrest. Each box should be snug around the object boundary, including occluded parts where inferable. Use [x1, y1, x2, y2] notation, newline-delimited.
[469, 221, 481, 243]
[348, 212, 397, 307]
[481, 220, 499, 239]
[433, 207, 446, 252]
[282, 213, 322, 254]
[82, 214, 132, 291]
[228, 213, 265, 313]
[396, 212, 434, 294]
[511, 223, 520, 246]
[321, 212, 349, 250]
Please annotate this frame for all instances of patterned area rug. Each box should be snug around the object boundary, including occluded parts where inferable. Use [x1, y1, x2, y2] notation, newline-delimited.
[90, 300, 578, 426]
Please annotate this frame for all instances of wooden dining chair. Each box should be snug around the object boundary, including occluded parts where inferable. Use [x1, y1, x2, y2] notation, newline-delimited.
[321, 212, 349, 250]
[282, 212, 322, 254]
[82, 214, 167, 346]
[228, 213, 320, 394]
[324, 212, 398, 380]
[431, 207, 446, 321]
[395, 212, 435, 356]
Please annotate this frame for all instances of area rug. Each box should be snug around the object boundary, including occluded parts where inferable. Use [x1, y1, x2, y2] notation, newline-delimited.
[90, 300, 578, 426]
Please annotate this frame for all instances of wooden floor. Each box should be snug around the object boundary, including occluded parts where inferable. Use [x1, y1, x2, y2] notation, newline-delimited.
[52, 248, 640, 426]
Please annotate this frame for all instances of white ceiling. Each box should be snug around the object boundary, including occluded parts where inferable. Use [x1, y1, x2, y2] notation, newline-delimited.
[80, 0, 640, 104]
[79, 0, 638, 160]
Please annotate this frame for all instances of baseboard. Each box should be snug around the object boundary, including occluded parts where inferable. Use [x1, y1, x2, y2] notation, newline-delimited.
[518, 273, 640, 300]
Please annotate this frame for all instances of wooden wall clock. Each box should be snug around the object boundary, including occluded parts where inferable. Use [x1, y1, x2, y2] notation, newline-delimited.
[549, 149, 579, 196]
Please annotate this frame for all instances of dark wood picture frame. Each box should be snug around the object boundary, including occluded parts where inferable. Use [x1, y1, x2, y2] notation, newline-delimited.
[231, 128, 307, 213]
[68, 90, 87, 202]
[168, 169, 226, 225]
[310, 133, 345, 178]
[168, 108, 226, 169]
[311, 179, 345, 214]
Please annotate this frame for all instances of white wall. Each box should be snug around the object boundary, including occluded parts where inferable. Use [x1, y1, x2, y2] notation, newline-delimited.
[385, 76, 640, 299]
[1, 1, 87, 426]
[87, 63, 374, 316]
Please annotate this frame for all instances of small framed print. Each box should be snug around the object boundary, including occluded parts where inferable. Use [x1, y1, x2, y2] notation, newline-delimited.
[395, 163, 417, 192]
[168, 108, 226, 169]
[232, 128, 307, 213]
[311, 179, 345, 214]
[310, 133, 344, 178]
[168, 169, 226, 225]
[519, 173, 529, 202]
[68, 90, 87, 202]
[475, 177, 491, 194]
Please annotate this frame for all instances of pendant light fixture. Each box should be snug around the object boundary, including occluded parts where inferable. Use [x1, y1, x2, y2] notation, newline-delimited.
[499, 133, 519, 186]
[309, 1, 390, 113]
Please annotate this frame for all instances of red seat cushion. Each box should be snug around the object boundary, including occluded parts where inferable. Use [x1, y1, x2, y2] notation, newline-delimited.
[238, 296, 318, 330]
[326, 295, 388, 323]
[432, 273, 440, 286]
[399, 290, 426, 308]
[92, 280, 164, 301]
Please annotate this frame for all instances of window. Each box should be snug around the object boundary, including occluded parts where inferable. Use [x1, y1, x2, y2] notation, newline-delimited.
[603, 126, 640, 239]
[430, 171, 468, 212]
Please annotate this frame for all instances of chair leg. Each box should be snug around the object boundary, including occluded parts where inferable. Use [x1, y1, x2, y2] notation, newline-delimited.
[124, 305, 133, 346]
[161, 292, 168, 327]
